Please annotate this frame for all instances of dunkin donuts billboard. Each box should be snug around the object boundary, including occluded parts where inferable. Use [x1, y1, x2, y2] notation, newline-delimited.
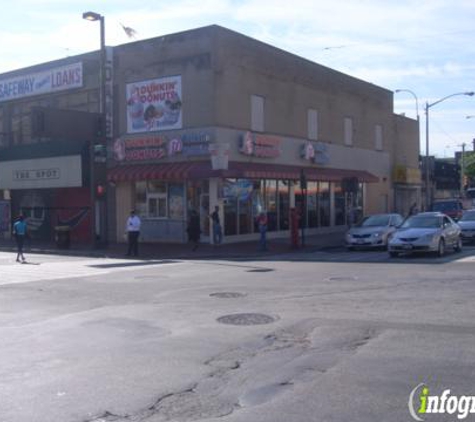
[126, 75, 182, 133]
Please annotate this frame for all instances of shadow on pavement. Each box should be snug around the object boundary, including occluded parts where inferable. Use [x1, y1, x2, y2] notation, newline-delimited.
[0, 231, 473, 265]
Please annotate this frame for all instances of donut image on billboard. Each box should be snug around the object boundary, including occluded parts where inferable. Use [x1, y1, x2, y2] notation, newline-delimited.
[126, 75, 182, 133]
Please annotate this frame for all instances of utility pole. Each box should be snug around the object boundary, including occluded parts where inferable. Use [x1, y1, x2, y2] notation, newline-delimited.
[460, 143, 466, 196]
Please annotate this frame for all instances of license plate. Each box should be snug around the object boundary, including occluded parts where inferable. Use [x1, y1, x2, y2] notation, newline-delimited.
[402, 244, 413, 250]
[357, 239, 365, 244]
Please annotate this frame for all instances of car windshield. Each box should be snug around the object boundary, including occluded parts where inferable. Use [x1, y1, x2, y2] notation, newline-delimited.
[431, 202, 458, 212]
[460, 211, 475, 221]
[401, 216, 442, 229]
[357, 215, 390, 227]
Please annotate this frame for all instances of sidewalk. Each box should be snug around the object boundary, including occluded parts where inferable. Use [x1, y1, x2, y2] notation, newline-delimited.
[0, 230, 345, 261]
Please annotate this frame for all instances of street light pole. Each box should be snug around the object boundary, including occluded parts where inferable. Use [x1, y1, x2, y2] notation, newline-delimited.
[460, 142, 466, 196]
[83, 11, 106, 246]
[395, 89, 420, 121]
[424, 91, 474, 209]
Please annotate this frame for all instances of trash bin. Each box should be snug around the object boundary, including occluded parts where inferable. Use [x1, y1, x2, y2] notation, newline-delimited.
[55, 226, 71, 249]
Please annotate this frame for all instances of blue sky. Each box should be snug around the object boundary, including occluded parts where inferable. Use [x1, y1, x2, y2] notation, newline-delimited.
[2, 0, 475, 158]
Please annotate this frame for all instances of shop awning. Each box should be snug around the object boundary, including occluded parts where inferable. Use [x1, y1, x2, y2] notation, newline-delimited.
[108, 162, 210, 182]
[108, 161, 379, 183]
[222, 162, 380, 183]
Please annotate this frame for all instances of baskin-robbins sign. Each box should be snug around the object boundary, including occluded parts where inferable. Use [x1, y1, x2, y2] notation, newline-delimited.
[301, 141, 330, 165]
[0, 62, 83, 102]
[167, 132, 212, 158]
[126, 75, 182, 133]
[239, 132, 281, 158]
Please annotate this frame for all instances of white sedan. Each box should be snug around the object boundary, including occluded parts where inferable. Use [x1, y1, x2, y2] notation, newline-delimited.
[345, 213, 404, 250]
[388, 212, 462, 257]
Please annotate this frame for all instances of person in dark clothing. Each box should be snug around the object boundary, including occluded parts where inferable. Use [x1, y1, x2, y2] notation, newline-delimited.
[187, 210, 201, 251]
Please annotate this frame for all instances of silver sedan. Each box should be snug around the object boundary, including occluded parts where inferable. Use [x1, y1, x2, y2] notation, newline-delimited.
[457, 209, 475, 244]
[388, 212, 462, 257]
[345, 213, 404, 250]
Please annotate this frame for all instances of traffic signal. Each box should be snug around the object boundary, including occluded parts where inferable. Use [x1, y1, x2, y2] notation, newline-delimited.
[95, 116, 105, 139]
[94, 144, 107, 162]
[96, 184, 106, 198]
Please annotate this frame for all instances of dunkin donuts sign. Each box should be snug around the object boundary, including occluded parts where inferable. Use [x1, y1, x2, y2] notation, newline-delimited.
[126, 76, 182, 133]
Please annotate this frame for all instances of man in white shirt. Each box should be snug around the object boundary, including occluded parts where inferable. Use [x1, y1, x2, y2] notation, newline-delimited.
[125, 210, 141, 256]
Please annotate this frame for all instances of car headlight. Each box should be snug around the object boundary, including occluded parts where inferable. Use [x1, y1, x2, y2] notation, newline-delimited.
[372, 232, 383, 238]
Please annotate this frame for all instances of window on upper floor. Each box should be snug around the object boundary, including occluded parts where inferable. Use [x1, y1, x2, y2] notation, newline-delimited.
[251, 95, 265, 132]
[344, 117, 353, 146]
[307, 109, 318, 140]
[375, 124, 383, 151]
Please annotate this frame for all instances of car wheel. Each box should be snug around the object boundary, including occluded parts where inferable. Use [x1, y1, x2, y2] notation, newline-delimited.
[454, 236, 463, 252]
[389, 251, 398, 258]
[437, 238, 445, 257]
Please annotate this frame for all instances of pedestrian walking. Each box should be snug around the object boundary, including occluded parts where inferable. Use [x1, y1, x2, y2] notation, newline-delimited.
[210, 205, 222, 245]
[125, 210, 141, 256]
[13, 215, 27, 263]
[256, 211, 268, 251]
[187, 209, 201, 251]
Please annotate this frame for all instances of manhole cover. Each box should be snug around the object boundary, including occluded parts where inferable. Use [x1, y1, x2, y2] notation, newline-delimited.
[210, 292, 247, 298]
[247, 268, 274, 273]
[217, 313, 277, 326]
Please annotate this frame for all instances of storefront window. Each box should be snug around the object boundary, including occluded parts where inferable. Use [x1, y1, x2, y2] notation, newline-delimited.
[307, 181, 318, 228]
[252, 180, 265, 233]
[135, 181, 147, 216]
[168, 184, 185, 220]
[148, 196, 166, 218]
[147, 181, 167, 218]
[148, 181, 167, 194]
[317, 182, 330, 227]
[223, 179, 238, 236]
[355, 183, 364, 222]
[334, 182, 346, 226]
[265, 180, 277, 232]
[238, 179, 254, 235]
[187, 180, 209, 236]
[295, 181, 316, 229]
[278, 180, 289, 230]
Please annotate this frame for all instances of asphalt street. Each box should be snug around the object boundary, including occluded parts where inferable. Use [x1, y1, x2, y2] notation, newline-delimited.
[1, 246, 475, 422]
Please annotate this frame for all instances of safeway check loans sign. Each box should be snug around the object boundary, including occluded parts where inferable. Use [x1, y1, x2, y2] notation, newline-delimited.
[0, 62, 83, 102]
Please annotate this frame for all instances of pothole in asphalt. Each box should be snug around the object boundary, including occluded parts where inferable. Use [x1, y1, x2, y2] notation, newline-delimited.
[246, 268, 274, 273]
[217, 313, 278, 326]
[325, 276, 358, 281]
[210, 292, 247, 299]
